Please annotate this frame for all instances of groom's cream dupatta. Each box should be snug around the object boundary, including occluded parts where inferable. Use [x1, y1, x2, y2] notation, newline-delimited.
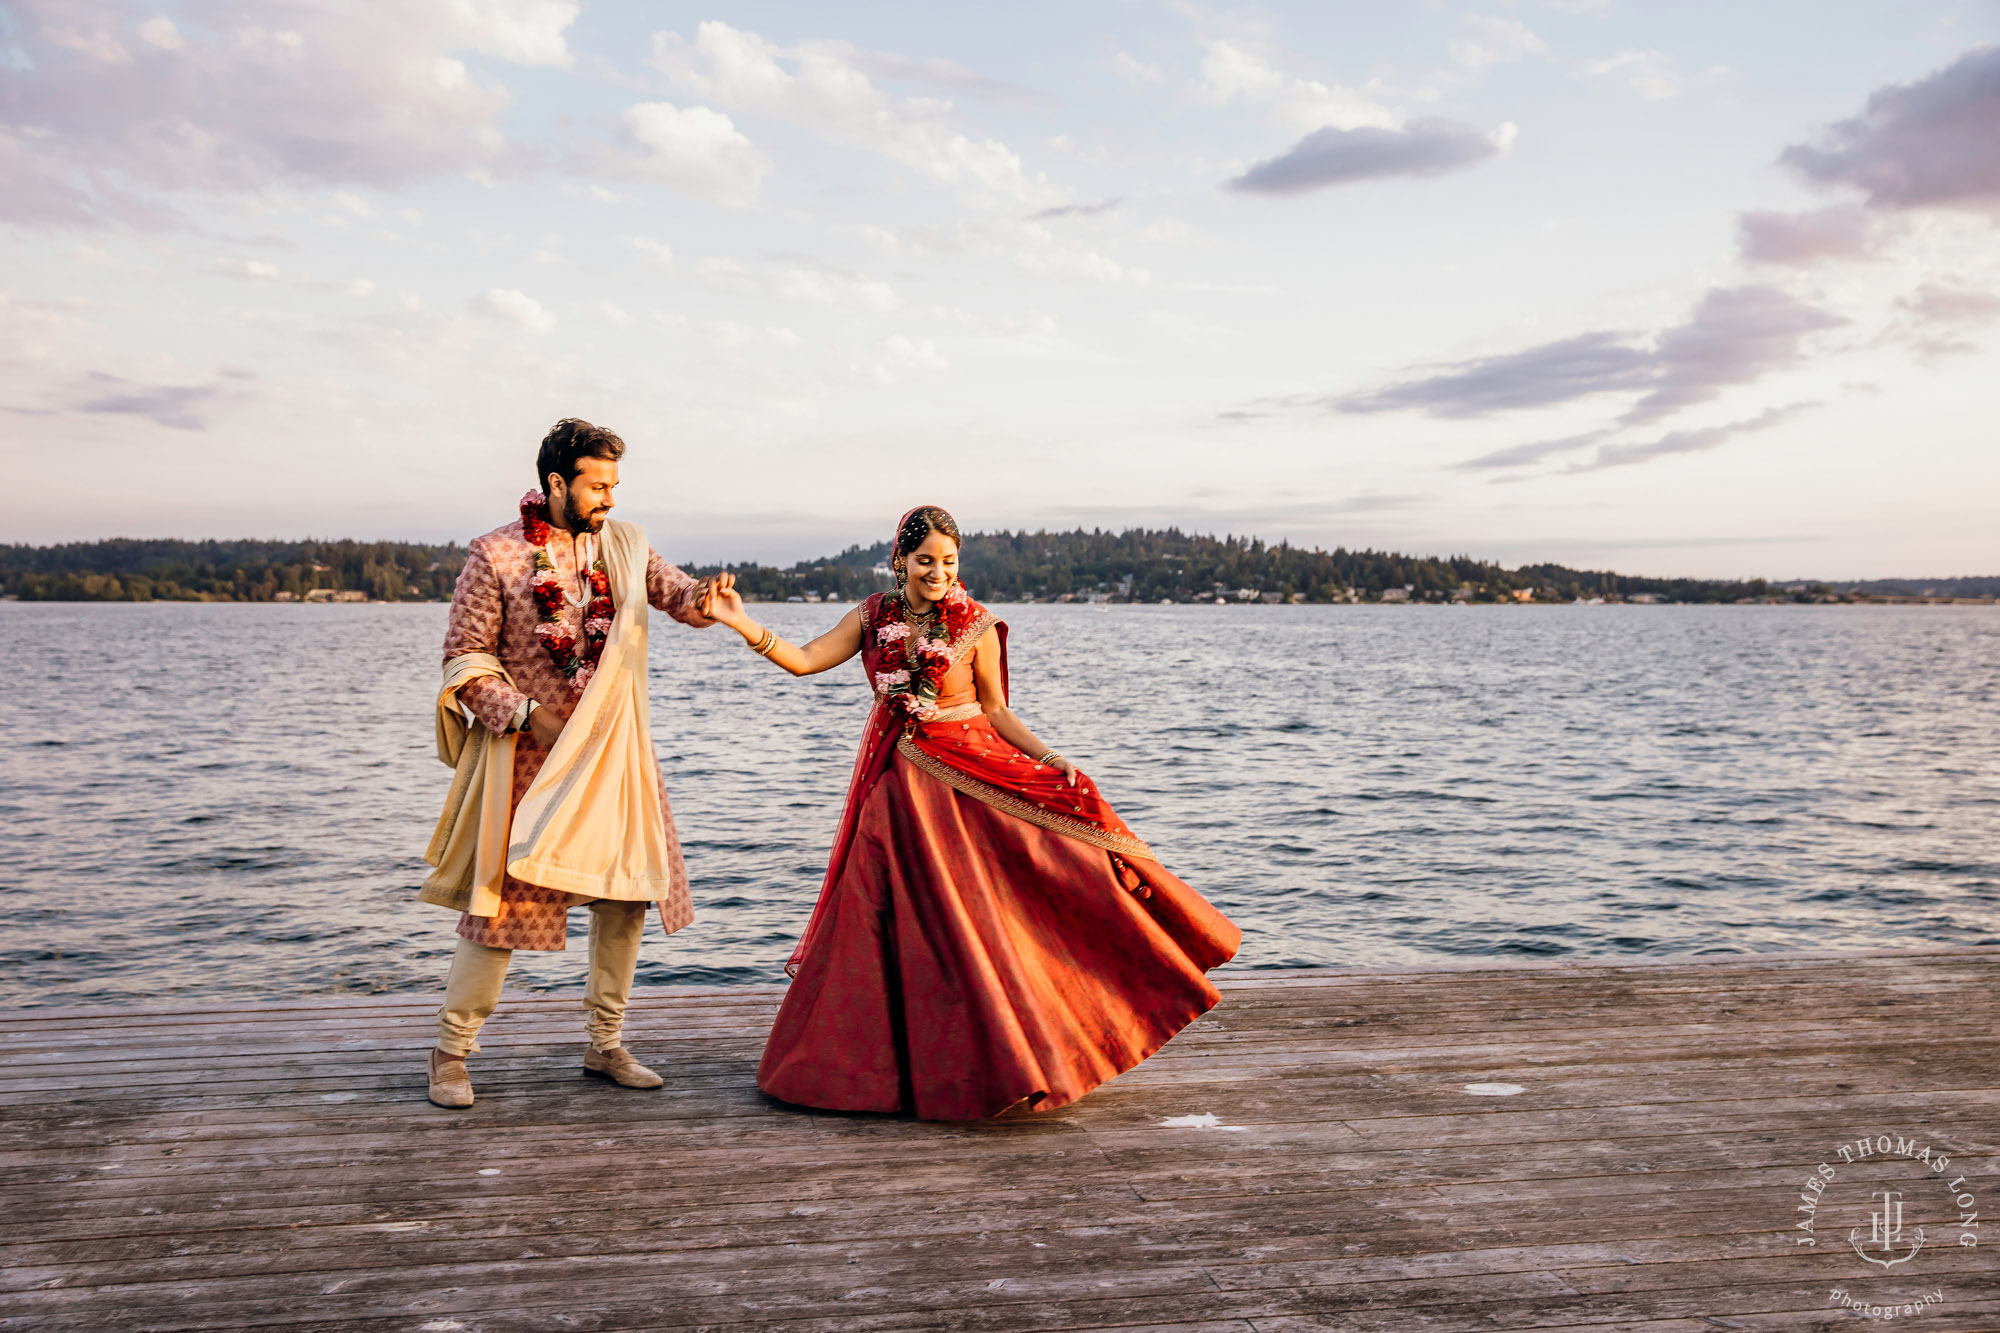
[421, 518, 676, 914]
[505, 518, 676, 899]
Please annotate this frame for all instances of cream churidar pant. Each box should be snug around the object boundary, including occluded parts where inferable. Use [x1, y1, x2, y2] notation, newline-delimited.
[437, 899, 647, 1055]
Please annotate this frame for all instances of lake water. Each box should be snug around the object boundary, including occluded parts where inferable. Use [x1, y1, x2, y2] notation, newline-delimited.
[2, 602, 1995, 1009]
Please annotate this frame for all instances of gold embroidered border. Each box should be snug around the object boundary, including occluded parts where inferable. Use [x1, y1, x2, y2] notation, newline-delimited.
[929, 702, 985, 723]
[897, 736, 1156, 861]
[946, 609, 997, 670]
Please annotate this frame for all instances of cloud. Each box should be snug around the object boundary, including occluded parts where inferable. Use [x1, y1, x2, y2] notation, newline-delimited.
[1453, 429, 1612, 471]
[1337, 285, 1842, 423]
[1111, 53, 1163, 84]
[1893, 279, 2000, 360]
[1344, 331, 1653, 417]
[650, 21, 1054, 206]
[0, 0, 583, 227]
[1586, 50, 1685, 101]
[1196, 40, 1398, 135]
[1779, 45, 2000, 211]
[618, 101, 768, 209]
[774, 269, 899, 311]
[473, 288, 555, 331]
[1628, 286, 1844, 423]
[626, 236, 675, 269]
[1737, 205, 1887, 266]
[1033, 198, 1122, 220]
[137, 16, 184, 52]
[1228, 119, 1513, 194]
[214, 257, 279, 279]
[71, 371, 223, 429]
[884, 218, 1147, 285]
[836, 46, 1039, 108]
[1451, 15, 1547, 70]
[695, 257, 757, 289]
[589, 301, 634, 326]
[1567, 404, 1811, 473]
[442, 0, 580, 69]
[863, 334, 948, 385]
[1898, 280, 2000, 326]
[1456, 405, 1812, 475]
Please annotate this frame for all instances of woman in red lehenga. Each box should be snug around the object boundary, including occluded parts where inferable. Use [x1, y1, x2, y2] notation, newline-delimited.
[706, 506, 1239, 1120]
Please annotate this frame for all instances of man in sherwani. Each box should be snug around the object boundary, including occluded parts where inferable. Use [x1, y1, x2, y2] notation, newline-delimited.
[422, 418, 726, 1109]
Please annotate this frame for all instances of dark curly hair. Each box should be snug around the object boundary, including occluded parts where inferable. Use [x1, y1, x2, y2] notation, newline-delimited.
[536, 418, 626, 493]
[894, 506, 961, 559]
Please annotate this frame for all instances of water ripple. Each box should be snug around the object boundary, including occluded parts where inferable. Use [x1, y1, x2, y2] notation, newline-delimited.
[1, 601, 1996, 1007]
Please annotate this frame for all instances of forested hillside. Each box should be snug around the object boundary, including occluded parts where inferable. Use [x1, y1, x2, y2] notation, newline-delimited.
[0, 539, 464, 602]
[6, 530, 1983, 604]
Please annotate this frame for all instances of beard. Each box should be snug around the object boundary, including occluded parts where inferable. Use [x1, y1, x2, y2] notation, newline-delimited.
[562, 491, 607, 533]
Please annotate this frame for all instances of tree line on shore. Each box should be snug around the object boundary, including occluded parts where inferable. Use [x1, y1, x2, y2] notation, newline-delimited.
[4, 531, 1992, 604]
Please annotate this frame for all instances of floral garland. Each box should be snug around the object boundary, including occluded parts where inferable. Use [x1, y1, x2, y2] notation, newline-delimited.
[871, 582, 978, 721]
[520, 490, 613, 691]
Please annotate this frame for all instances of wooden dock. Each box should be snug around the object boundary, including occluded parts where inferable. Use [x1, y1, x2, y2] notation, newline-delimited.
[3, 948, 1995, 1332]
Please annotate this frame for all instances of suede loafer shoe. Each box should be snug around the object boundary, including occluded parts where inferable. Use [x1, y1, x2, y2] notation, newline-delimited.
[583, 1046, 664, 1089]
[428, 1050, 475, 1109]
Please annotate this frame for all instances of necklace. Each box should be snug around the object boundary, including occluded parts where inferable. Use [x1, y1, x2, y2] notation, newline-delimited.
[519, 490, 613, 690]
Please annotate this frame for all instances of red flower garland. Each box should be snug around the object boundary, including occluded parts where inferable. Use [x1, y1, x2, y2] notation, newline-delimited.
[870, 582, 976, 719]
[519, 490, 613, 690]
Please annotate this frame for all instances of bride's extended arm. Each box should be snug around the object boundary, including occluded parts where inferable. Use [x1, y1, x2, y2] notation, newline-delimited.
[705, 587, 864, 677]
[970, 630, 1079, 787]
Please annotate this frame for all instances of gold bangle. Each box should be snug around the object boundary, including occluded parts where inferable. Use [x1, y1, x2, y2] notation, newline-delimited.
[1037, 749, 1063, 766]
[751, 627, 778, 657]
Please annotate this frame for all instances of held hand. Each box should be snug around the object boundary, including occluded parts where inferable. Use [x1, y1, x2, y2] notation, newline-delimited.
[709, 582, 747, 628]
[528, 704, 565, 750]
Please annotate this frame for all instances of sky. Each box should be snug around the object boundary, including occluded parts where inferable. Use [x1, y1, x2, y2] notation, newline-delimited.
[3, 0, 1998, 578]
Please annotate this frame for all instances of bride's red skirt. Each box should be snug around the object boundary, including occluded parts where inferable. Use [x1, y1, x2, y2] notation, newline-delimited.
[756, 752, 1240, 1120]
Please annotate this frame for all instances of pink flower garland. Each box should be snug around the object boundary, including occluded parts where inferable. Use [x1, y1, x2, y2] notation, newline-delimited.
[519, 489, 613, 691]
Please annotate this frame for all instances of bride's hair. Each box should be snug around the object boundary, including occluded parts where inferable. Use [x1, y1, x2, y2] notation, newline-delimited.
[895, 506, 960, 557]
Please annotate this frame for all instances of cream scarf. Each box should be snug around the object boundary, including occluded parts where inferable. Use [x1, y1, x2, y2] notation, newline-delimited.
[420, 518, 674, 914]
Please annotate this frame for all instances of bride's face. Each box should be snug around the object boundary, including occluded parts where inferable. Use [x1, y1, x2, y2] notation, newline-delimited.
[902, 530, 960, 609]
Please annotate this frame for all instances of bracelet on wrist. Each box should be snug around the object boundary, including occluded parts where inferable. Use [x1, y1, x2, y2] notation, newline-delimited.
[1036, 749, 1063, 766]
[749, 627, 779, 657]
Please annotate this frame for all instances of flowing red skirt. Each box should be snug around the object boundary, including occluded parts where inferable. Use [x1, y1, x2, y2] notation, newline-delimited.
[756, 752, 1241, 1120]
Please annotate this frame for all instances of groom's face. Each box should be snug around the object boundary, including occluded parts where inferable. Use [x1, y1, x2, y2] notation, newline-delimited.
[550, 456, 620, 533]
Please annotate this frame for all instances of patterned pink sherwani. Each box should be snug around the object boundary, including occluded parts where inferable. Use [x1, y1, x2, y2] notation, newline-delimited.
[443, 517, 713, 951]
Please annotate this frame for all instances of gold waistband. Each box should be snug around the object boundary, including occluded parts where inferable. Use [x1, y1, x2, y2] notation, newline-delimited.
[930, 702, 985, 723]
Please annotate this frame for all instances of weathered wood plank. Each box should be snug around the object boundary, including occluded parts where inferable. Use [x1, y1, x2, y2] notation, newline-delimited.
[1, 948, 1993, 1332]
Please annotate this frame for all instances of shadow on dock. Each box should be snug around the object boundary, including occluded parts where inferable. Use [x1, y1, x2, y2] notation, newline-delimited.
[2, 948, 1995, 1331]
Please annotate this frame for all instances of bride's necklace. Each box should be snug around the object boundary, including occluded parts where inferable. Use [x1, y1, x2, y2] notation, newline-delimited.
[898, 590, 941, 635]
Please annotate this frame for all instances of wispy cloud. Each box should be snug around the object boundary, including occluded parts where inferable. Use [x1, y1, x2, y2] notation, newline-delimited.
[1033, 197, 1123, 220]
[1335, 286, 1842, 424]
[1566, 404, 1812, 473]
[1228, 120, 1513, 194]
[1892, 279, 2000, 361]
[70, 371, 230, 430]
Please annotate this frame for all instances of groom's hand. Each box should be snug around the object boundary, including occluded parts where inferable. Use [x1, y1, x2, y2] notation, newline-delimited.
[528, 705, 565, 749]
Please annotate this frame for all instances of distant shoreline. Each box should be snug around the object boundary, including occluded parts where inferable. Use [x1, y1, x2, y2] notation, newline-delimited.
[5, 592, 1995, 607]
[5, 531, 1995, 606]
